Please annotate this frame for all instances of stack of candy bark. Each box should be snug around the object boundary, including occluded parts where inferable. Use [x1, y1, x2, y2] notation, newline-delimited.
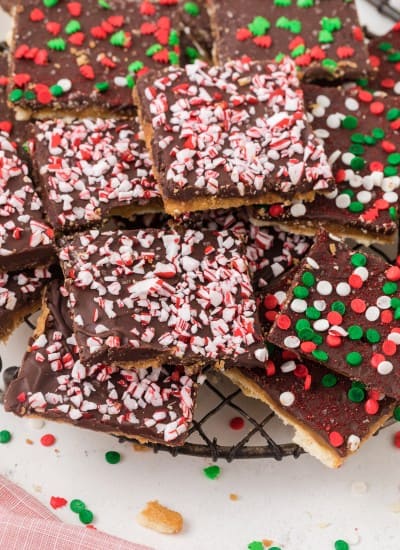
[2, 0, 400, 468]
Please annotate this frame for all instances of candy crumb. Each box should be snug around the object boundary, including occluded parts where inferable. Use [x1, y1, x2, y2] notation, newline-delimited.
[229, 493, 239, 501]
[137, 500, 183, 534]
[203, 465, 221, 480]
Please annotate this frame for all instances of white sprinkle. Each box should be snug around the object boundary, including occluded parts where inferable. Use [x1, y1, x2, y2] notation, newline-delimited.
[306, 257, 319, 270]
[383, 191, 398, 203]
[281, 360, 296, 373]
[357, 190, 372, 204]
[342, 152, 355, 166]
[316, 94, 331, 108]
[365, 306, 380, 322]
[377, 361, 393, 375]
[284, 335, 300, 349]
[291, 299, 307, 313]
[347, 434, 361, 452]
[336, 282, 351, 296]
[279, 391, 295, 407]
[57, 78, 72, 92]
[114, 76, 127, 87]
[388, 332, 400, 345]
[254, 347, 268, 362]
[335, 193, 351, 209]
[316, 280, 333, 296]
[28, 418, 45, 430]
[345, 98, 359, 111]
[313, 319, 329, 332]
[353, 266, 369, 282]
[313, 300, 327, 311]
[326, 113, 341, 129]
[290, 202, 306, 217]
[394, 81, 400, 95]
[376, 295, 391, 309]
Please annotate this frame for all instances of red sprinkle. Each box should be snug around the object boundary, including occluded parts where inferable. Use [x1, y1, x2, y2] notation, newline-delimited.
[348, 274, 363, 289]
[364, 399, 379, 415]
[350, 298, 366, 313]
[276, 314, 291, 330]
[40, 434, 56, 447]
[386, 266, 400, 281]
[50, 496, 68, 509]
[329, 431, 344, 448]
[229, 417, 245, 430]
[393, 431, 400, 448]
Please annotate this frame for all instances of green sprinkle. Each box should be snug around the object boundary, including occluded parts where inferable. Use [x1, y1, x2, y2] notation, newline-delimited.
[394, 307, 400, 320]
[332, 301, 346, 314]
[274, 0, 292, 5]
[65, 20, 81, 35]
[348, 201, 364, 213]
[348, 386, 365, 403]
[312, 333, 323, 346]
[110, 30, 126, 47]
[319, 30, 334, 43]
[169, 29, 179, 47]
[0, 430, 11, 443]
[98, 0, 111, 7]
[248, 16, 270, 36]
[70, 499, 86, 513]
[291, 44, 306, 58]
[79, 509, 94, 525]
[126, 75, 135, 89]
[183, 1, 200, 16]
[298, 327, 315, 341]
[342, 115, 358, 130]
[388, 52, 400, 63]
[351, 252, 367, 267]
[350, 157, 366, 171]
[346, 351, 363, 367]
[366, 329, 381, 344]
[378, 41, 393, 52]
[388, 153, 400, 166]
[372, 127, 385, 139]
[47, 38, 66, 51]
[301, 271, 315, 287]
[351, 133, 365, 144]
[334, 540, 349, 550]
[347, 325, 363, 340]
[169, 51, 180, 65]
[50, 84, 64, 97]
[322, 373, 338, 387]
[95, 81, 109, 92]
[321, 58, 338, 70]
[293, 286, 309, 299]
[391, 297, 400, 309]
[276, 16, 291, 30]
[9, 89, 23, 102]
[312, 349, 329, 362]
[349, 144, 365, 156]
[297, 0, 314, 6]
[248, 542, 264, 550]
[105, 450, 121, 464]
[342, 188, 354, 198]
[387, 108, 400, 121]
[288, 20, 302, 33]
[185, 46, 199, 60]
[24, 90, 36, 100]
[275, 52, 285, 62]
[146, 44, 162, 56]
[306, 306, 321, 320]
[384, 166, 397, 177]
[296, 319, 311, 331]
[128, 60, 144, 73]
[321, 16, 342, 32]
[393, 405, 400, 421]
[203, 465, 221, 480]
[364, 135, 377, 145]
[383, 281, 398, 295]
[43, 0, 59, 6]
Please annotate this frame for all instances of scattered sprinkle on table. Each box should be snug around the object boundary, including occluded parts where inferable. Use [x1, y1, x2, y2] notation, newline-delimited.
[229, 493, 239, 501]
[50, 496, 68, 509]
[40, 433, 56, 447]
[70, 499, 86, 513]
[0, 430, 11, 443]
[203, 465, 221, 480]
[248, 542, 264, 550]
[229, 417, 245, 430]
[335, 540, 349, 550]
[105, 451, 121, 464]
[393, 431, 400, 448]
[79, 509, 94, 525]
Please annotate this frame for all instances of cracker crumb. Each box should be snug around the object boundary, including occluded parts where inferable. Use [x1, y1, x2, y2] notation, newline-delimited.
[25, 438, 34, 445]
[262, 540, 273, 548]
[137, 500, 183, 534]
[132, 443, 150, 453]
[229, 493, 239, 501]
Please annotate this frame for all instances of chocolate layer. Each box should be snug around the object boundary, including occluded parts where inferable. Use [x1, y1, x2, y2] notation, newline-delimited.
[5, 279, 200, 446]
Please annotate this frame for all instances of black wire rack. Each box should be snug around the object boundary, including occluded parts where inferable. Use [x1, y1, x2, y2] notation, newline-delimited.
[4, 1, 400, 464]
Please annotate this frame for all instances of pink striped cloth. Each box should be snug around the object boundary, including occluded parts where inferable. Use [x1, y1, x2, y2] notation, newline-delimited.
[0, 475, 152, 550]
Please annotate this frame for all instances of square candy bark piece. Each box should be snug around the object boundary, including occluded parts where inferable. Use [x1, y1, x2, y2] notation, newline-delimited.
[59, 228, 267, 369]
[268, 231, 400, 399]
[32, 118, 161, 233]
[5, 280, 200, 446]
[250, 84, 400, 244]
[9, 0, 181, 120]
[0, 267, 51, 341]
[208, 0, 369, 81]
[0, 133, 54, 272]
[369, 22, 400, 96]
[136, 58, 333, 215]
[225, 271, 395, 468]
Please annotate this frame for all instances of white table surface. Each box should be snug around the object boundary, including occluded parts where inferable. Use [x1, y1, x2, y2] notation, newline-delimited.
[0, 2, 399, 549]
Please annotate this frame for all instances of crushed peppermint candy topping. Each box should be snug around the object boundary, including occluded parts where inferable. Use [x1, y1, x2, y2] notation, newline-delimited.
[59, 227, 266, 369]
[33, 118, 160, 231]
[0, 266, 51, 316]
[137, 57, 333, 214]
[268, 231, 400, 399]
[250, 84, 400, 241]
[4, 280, 200, 446]
[0, 132, 54, 270]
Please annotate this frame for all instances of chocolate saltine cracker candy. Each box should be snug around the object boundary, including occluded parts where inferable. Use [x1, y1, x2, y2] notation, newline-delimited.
[0, 44, 27, 144]
[208, 0, 370, 81]
[0, 132, 55, 272]
[268, 231, 400, 399]
[5, 280, 201, 446]
[0, 267, 52, 341]
[174, 208, 312, 292]
[135, 58, 334, 216]
[59, 227, 267, 370]
[9, 0, 182, 120]
[369, 22, 400, 96]
[250, 84, 400, 245]
[225, 271, 395, 468]
[31, 118, 162, 234]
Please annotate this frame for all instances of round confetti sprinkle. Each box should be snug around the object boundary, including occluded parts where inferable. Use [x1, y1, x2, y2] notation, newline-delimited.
[247, 542, 264, 550]
[40, 434, 56, 447]
[279, 391, 295, 407]
[322, 373, 338, 387]
[393, 406, 400, 421]
[203, 465, 221, 480]
[312, 349, 329, 362]
[377, 360, 393, 375]
[0, 430, 11, 444]
[334, 540, 349, 550]
[79, 509, 94, 525]
[329, 431, 344, 447]
[365, 398, 379, 415]
[70, 499, 86, 513]
[348, 386, 365, 403]
[229, 417, 245, 430]
[346, 352, 362, 367]
[105, 451, 121, 464]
